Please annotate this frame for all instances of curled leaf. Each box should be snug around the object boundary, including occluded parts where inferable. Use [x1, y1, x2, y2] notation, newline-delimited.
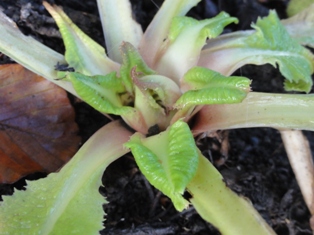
[199, 11, 314, 92]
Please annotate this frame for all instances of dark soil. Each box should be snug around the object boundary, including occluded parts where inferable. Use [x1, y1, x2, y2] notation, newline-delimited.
[0, 0, 313, 234]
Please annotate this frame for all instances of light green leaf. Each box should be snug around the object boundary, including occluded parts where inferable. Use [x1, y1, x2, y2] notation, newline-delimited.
[65, 72, 133, 115]
[175, 67, 250, 109]
[155, 12, 238, 84]
[124, 120, 199, 211]
[43, 2, 119, 75]
[96, 0, 143, 63]
[168, 120, 199, 194]
[199, 10, 314, 92]
[0, 120, 132, 235]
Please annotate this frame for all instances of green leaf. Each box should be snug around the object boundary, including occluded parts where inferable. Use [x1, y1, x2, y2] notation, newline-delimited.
[249, 11, 314, 92]
[124, 120, 199, 211]
[43, 2, 119, 75]
[175, 67, 251, 109]
[199, 10, 314, 92]
[155, 12, 238, 84]
[167, 120, 199, 194]
[65, 72, 133, 115]
[0, 120, 132, 235]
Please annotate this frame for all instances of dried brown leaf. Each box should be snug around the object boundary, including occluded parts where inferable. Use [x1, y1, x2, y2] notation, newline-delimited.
[0, 64, 80, 183]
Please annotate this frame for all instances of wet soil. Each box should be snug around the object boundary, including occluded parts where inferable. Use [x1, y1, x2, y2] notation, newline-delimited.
[0, 0, 313, 234]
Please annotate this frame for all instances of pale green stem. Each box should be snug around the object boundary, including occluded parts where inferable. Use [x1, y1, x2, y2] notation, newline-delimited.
[139, 0, 201, 67]
[96, 0, 143, 63]
[0, 10, 79, 97]
[192, 92, 314, 135]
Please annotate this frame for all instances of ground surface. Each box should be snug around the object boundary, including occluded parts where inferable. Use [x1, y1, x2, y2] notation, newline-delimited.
[0, 0, 313, 234]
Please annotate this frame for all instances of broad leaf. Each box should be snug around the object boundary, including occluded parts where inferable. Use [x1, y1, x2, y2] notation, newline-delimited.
[0, 64, 80, 183]
[125, 120, 199, 211]
[199, 10, 314, 92]
[0, 120, 132, 234]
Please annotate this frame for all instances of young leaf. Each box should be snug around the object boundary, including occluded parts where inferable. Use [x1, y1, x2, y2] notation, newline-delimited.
[0, 120, 132, 234]
[199, 10, 314, 92]
[132, 73, 181, 132]
[65, 72, 134, 116]
[0, 64, 80, 183]
[155, 12, 238, 84]
[43, 2, 119, 76]
[125, 120, 199, 211]
[120, 42, 156, 94]
[175, 67, 251, 109]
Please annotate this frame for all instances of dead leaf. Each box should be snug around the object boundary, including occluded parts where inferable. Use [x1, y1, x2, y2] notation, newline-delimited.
[0, 64, 80, 183]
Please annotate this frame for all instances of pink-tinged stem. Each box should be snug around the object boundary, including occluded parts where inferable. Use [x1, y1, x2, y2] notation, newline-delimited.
[192, 92, 314, 135]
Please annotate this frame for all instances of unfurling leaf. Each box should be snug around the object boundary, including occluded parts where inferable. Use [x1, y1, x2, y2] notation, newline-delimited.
[175, 67, 251, 109]
[125, 120, 199, 211]
[120, 42, 156, 94]
[0, 64, 80, 183]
